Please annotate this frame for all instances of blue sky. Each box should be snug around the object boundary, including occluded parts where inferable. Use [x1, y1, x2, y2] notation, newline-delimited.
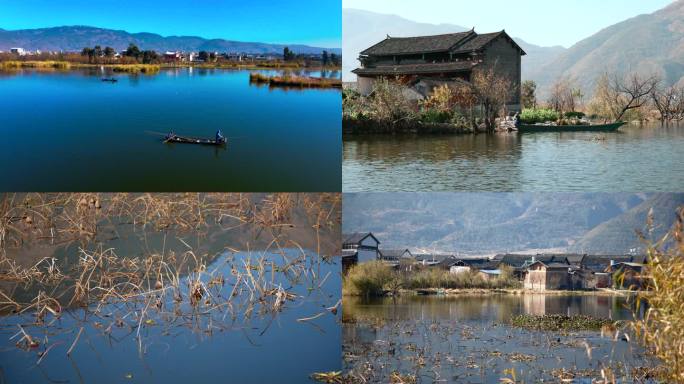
[343, 0, 674, 47]
[0, 0, 341, 47]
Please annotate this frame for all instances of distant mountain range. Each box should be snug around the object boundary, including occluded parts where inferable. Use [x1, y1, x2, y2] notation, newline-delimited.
[0, 26, 341, 55]
[343, 2, 684, 98]
[529, 0, 684, 99]
[343, 193, 684, 255]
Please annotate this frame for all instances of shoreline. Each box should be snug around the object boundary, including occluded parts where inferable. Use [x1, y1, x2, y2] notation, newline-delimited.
[345, 287, 640, 297]
[343, 117, 481, 135]
[0, 60, 341, 72]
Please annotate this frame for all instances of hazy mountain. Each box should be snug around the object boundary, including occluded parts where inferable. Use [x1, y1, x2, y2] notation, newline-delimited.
[570, 193, 684, 254]
[343, 193, 682, 254]
[342, 8, 565, 82]
[0, 26, 341, 55]
[530, 0, 684, 99]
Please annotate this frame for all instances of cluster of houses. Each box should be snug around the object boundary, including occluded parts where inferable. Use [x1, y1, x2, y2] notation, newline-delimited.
[1, 47, 50, 56]
[342, 232, 648, 291]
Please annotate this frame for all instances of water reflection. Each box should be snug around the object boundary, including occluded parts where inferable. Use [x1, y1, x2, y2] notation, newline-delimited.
[343, 295, 656, 383]
[343, 123, 684, 192]
[0, 193, 342, 383]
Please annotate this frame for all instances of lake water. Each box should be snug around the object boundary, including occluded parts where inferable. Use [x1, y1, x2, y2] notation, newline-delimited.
[0, 68, 341, 191]
[0, 195, 342, 383]
[343, 123, 684, 192]
[343, 295, 657, 383]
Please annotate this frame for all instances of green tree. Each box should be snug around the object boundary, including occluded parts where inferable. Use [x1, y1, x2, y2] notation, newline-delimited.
[198, 51, 209, 62]
[209, 52, 217, 62]
[330, 53, 340, 66]
[125, 43, 141, 60]
[141, 50, 159, 64]
[521, 80, 537, 109]
[322, 50, 329, 66]
[104, 46, 115, 58]
[283, 46, 295, 61]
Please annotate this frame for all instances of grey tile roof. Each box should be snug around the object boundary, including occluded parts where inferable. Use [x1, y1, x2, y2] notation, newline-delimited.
[360, 31, 474, 56]
[359, 30, 526, 56]
[342, 232, 379, 245]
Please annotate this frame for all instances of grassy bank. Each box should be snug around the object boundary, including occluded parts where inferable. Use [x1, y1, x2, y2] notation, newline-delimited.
[343, 261, 520, 297]
[0, 60, 71, 70]
[249, 72, 341, 88]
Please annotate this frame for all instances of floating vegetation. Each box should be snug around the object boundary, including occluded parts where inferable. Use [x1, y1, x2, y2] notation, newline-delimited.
[111, 64, 161, 73]
[249, 72, 341, 88]
[511, 314, 614, 331]
[343, 295, 657, 383]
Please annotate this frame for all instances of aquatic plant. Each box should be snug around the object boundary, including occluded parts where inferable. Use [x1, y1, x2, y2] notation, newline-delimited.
[0, 193, 341, 374]
[511, 314, 614, 331]
[520, 108, 559, 124]
[633, 208, 684, 383]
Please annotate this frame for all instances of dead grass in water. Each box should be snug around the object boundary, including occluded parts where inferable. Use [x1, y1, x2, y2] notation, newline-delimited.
[0, 193, 341, 362]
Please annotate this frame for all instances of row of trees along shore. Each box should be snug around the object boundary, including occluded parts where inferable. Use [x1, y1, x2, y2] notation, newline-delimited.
[344, 68, 683, 133]
[0, 43, 341, 68]
[523, 73, 684, 123]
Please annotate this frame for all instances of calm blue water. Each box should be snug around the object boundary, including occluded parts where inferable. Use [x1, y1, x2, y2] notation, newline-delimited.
[0, 68, 341, 191]
[343, 124, 684, 192]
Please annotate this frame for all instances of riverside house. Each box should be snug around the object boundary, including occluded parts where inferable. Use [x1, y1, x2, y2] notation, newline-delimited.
[352, 29, 526, 111]
[342, 232, 381, 263]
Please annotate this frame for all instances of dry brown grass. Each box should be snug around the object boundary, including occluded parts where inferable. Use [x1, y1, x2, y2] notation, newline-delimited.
[633, 208, 684, 383]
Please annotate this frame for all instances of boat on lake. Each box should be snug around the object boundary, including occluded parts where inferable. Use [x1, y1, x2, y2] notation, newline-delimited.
[518, 121, 626, 133]
[164, 132, 226, 146]
[101, 78, 118, 83]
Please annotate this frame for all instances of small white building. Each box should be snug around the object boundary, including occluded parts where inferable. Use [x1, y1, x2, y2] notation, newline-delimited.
[10, 48, 26, 56]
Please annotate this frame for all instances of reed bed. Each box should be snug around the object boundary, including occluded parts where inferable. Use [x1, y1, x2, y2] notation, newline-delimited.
[111, 64, 161, 73]
[0, 60, 71, 70]
[249, 72, 341, 88]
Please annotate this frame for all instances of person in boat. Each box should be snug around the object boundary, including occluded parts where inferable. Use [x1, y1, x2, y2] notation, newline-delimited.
[216, 129, 225, 143]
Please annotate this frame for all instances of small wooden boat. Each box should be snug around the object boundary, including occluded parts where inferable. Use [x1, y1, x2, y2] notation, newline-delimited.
[164, 133, 226, 146]
[518, 121, 626, 133]
[101, 78, 118, 83]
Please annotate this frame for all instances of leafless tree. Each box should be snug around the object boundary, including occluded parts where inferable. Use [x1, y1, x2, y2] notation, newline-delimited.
[547, 77, 582, 114]
[609, 73, 660, 122]
[651, 84, 684, 121]
[471, 65, 513, 132]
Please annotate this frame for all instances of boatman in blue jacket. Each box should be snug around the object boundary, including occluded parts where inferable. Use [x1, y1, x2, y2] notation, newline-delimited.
[216, 129, 225, 143]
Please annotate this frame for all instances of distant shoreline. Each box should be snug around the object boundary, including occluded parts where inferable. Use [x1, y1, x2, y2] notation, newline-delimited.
[0, 59, 342, 73]
[355, 288, 640, 297]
